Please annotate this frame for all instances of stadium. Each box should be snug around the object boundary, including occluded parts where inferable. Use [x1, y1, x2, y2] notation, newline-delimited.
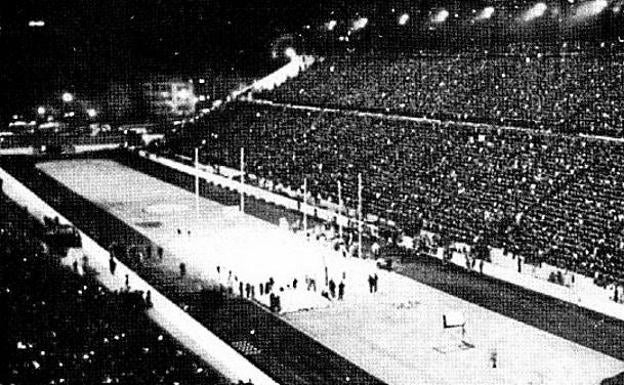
[2, 0, 624, 384]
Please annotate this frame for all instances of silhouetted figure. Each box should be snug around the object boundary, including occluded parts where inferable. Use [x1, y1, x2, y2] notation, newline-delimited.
[146, 290, 153, 308]
[275, 294, 281, 313]
[73, 259, 79, 273]
[268, 277, 275, 292]
[179, 262, 186, 278]
[239, 281, 244, 297]
[245, 283, 251, 298]
[293, 278, 298, 289]
[125, 274, 130, 290]
[329, 279, 336, 298]
[368, 275, 374, 293]
[109, 256, 117, 275]
[269, 293, 276, 311]
[373, 273, 379, 293]
[338, 281, 345, 300]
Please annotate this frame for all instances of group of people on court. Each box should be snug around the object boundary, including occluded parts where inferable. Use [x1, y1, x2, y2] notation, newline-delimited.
[107, 254, 153, 308]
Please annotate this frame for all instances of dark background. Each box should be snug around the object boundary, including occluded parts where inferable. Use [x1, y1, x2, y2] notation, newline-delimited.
[1, 0, 623, 126]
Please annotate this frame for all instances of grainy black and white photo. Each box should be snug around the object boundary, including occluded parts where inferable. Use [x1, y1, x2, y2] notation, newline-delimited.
[1, 0, 624, 384]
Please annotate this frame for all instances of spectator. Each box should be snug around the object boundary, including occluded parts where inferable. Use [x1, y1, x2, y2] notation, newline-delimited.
[109, 255, 117, 275]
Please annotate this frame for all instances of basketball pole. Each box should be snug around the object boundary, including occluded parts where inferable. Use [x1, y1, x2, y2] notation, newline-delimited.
[358, 173, 363, 259]
[303, 177, 308, 233]
[194, 147, 199, 221]
[240, 147, 245, 213]
[338, 180, 343, 240]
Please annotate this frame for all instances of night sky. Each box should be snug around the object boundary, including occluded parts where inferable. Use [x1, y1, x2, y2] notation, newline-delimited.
[1, 0, 623, 124]
[0, 0, 321, 121]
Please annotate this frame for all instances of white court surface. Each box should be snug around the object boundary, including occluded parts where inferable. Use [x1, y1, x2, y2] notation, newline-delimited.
[38, 159, 624, 385]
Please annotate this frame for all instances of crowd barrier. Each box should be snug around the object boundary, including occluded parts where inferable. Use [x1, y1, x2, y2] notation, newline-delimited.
[0, 166, 279, 385]
[428, 246, 624, 321]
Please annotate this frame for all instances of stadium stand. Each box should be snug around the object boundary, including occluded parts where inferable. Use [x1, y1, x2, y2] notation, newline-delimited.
[158, 101, 624, 289]
[0, 194, 229, 385]
[259, 42, 624, 136]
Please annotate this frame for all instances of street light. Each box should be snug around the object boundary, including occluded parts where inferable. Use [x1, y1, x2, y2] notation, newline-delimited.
[37, 106, 46, 115]
[62, 92, 74, 103]
[87, 108, 97, 119]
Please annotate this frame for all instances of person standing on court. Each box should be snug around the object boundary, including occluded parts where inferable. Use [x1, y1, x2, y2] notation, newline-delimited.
[329, 279, 336, 298]
[338, 281, 345, 300]
[109, 255, 117, 275]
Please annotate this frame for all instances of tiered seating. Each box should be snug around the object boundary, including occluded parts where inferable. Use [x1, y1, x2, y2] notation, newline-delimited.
[160, 102, 624, 285]
[517, 143, 624, 284]
[259, 44, 624, 136]
[1, 198, 228, 385]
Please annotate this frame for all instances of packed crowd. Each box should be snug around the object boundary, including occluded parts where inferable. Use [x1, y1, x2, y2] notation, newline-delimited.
[161, 102, 624, 286]
[259, 44, 624, 137]
[1, 197, 228, 385]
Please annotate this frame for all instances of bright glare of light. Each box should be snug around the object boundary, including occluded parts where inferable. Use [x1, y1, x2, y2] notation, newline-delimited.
[198, 78, 205, 84]
[177, 89, 192, 100]
[351, 17, 368, 31]
[28, 20, 45, 28]
[37, 106, 46, 115]
[476, 6, 495, 20]
[398, 13, 410, 25]
[325, 20, 337, 31]
[432, 9, 450, 23]
[522, 3, 548, 22]
[87, 108, 97, 118]
[572, 0, 609, 20]
[62, 92, 74, 103]
[284, 47, 297, 59]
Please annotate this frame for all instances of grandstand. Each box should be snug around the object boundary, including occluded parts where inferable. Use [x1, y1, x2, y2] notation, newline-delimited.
[258, 44, 624, 135]
[163, 100, 624, 287]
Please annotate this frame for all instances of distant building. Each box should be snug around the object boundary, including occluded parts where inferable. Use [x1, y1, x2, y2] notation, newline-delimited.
[142, 80, 198, 118]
